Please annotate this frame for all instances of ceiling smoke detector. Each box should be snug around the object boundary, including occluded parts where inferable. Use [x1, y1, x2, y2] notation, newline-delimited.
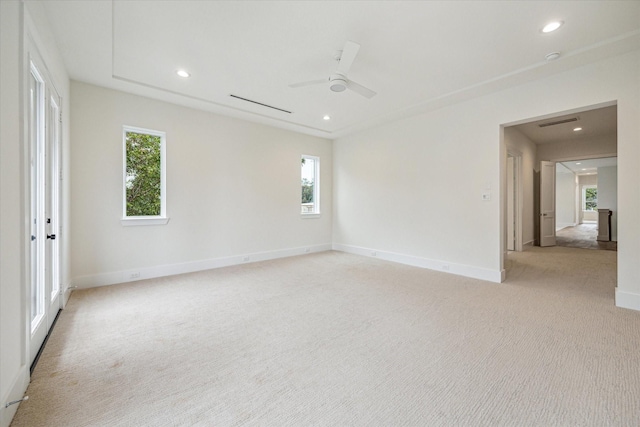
[545, 52, 561, 61]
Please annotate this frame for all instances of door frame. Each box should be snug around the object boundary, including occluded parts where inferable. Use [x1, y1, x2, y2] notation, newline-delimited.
[27, 47, 62, 366]
[539, 160, 557, 247]
[506, 150, 523, 253]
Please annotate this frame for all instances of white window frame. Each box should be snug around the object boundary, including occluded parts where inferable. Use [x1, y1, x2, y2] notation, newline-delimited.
[582, 185, 597, 212]
[121, 125, 169, 226]
[301, 155, 320, 217]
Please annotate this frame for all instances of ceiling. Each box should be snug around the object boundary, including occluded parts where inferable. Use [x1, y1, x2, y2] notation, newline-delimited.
[512, 105, 617, 145]
[34, 1, 640, 139]
[558, 157, 617, 176]
[513, 104, 617, 175]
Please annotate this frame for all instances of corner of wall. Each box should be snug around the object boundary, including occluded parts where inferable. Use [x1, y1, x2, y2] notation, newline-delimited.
[0, 366, 29, 427]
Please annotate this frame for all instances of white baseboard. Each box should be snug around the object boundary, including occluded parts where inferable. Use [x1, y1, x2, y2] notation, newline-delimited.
[71, 244, 332, 289]
[332, 243, 502, 283]
[1, 366, 29, 427]
[615, 288, 640, 311]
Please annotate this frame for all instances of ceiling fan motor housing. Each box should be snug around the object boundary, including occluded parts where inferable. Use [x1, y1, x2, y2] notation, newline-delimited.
[329, 74, 348, 92]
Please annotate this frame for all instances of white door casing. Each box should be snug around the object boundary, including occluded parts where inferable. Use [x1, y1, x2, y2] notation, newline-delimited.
[507, 156, 515, 251]
[540, 160, 557, 247]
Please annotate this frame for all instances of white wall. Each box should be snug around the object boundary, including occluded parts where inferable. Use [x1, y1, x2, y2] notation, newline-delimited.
[598, 166, 618, 241]
[1, 2, 70, 426]
[70, 82, 332, 287]
[579, 175, 598, 186]
[0, 3, 27, 425]
[333, 50, 640, 310]
[504, 127, 537, 246]
[556, 165, 577, 229]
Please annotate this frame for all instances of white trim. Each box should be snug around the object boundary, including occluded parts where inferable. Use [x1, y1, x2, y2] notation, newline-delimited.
[0, 366, 29, 427]
[332, 243, 503, 283]
[121, 217, 169, 226]
[70, 244, 332, 289]
[506, 151, 523, 252]
[615, 288, 640, 311]
[301, 214, 321, 219]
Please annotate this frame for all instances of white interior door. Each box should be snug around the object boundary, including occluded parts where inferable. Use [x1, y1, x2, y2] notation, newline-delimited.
[540, 160, 557, 247]
[29, 57, 61, 365]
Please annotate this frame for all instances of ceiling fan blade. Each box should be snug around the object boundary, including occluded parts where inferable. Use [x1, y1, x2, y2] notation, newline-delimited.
[289, 79, 326, 88]
[347, 80, 376, 99]
[337, 40, 360, 74]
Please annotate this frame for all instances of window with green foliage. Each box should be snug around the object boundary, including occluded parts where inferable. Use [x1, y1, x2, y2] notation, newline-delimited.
[123, 126, 166, 218]
[301, 155, 319, 215]
[583, 186, 597, 211]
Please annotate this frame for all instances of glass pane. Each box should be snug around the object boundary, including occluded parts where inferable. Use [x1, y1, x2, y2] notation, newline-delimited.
[301, 157, 315, 213]
[29, 69, 44, 330]
[49, 96, 60, 298]
[126, 132, 162, 216]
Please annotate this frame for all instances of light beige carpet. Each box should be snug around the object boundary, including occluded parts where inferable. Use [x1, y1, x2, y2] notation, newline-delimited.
[11, 247, 640, 426]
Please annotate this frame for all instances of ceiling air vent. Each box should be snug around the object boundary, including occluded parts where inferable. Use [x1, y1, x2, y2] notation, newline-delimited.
[229, 95, 292, 114]
[538, 117, 578, 128]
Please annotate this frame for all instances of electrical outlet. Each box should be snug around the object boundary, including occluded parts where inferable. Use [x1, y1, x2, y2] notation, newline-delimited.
[243, 256, 250, 262]
[442, 265, 450, 271]
[371, 251, 377, 257]
[129, 272, 140, 279]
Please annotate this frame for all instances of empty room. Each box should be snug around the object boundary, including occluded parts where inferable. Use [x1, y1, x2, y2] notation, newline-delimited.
[1, 1, 640, 426]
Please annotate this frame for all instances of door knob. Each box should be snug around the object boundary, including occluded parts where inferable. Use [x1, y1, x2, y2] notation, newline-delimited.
[47, 234, 56, 240]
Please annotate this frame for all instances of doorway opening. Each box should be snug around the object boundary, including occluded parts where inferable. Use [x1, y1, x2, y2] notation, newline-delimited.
[501, 102, 617, 279]
[554, 157, 617, 251]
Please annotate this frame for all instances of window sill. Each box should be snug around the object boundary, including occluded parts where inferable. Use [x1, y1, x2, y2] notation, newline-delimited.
[301, 213, 321, 219]
[121, 217, 170, 226]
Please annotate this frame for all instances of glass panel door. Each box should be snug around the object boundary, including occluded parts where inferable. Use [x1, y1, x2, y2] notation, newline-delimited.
[29, 57, 62, 365]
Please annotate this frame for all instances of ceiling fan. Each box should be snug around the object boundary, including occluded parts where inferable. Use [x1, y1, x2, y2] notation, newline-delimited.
[289, 41, 377, 99]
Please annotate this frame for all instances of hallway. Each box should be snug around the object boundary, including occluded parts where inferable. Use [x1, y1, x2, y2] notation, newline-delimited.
[556, 223, 617, 251]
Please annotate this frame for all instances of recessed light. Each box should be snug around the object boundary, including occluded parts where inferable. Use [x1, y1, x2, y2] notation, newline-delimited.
[581, 168, 587, 171]
[323, 115, 331, 121]
[573, 127, 582, 131]
[542, 21, 563, 33]
[176, 70, 190, 78]
[575, 162, 581, 165]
